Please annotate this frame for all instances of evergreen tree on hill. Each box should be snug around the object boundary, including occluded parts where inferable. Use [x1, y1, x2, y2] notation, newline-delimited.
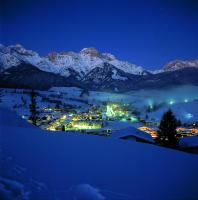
[29, 89, 39, 125]
[158, 109, 178, 147]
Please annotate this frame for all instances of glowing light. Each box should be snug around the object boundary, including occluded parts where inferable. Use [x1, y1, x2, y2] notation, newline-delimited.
[106, 105, 115, 117]
[61, 115, 66, 120]
[105, 103, 127, 118]
[46, 114, 67, 131]
[184, 99, 188, 103]
[130, 116, 138, 122]
[147, 100, 153, 109]
[168, 99, 175, 105]
[138, 126, 158, 138]
[177, 127, 198, 133]
[185, 113, 193, 119]
[64, 121, 102, 131]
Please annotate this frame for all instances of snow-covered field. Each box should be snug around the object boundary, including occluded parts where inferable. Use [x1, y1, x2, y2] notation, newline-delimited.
[0, 108, 198, 200]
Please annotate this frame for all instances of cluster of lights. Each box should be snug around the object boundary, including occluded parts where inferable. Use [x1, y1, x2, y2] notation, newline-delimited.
[64, 121, 102, 131]
[177, 127, 198, 134]
[44, 102, 139, 132]
[47, 115, 66, 131]
[106, 103, 128, 118]
[138, 126, 158, 138]
[146, 97, 191, 108]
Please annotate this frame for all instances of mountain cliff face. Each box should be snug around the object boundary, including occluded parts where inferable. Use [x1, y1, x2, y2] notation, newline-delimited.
[0, 44, 198, 91]
[163, 60, 198, 72]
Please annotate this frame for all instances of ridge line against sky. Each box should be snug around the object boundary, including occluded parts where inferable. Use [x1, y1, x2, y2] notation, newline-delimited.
[0, 0, 198, 69]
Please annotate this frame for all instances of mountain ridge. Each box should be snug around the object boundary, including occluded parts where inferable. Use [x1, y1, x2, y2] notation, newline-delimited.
[0, 44, 148, 77]
[1, 44, 198, 76]
[0, 44, 198, 91]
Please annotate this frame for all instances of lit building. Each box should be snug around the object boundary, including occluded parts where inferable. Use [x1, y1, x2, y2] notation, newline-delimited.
[138, 126, 158, 138]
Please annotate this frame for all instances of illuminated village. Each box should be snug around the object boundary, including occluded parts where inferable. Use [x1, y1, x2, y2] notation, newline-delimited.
[0, 87, 197, 154]
[24, 96, 198, 141]
[34, 102, 137, 136]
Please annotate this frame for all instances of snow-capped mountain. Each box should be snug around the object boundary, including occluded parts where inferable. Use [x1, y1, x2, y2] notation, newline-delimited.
[0, 44, 147, 79]
[0, 44, 198, 91]
[46, 47, 148, 77]
[163, 60, 198, 72]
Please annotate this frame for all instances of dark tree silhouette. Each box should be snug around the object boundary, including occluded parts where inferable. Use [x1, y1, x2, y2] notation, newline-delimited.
[158, 109, 178, 147]
[62, 125, 66, 131]
[177, 119, 182, 127]
[29, 89, 38, 125]
[21, 96, 27, 107]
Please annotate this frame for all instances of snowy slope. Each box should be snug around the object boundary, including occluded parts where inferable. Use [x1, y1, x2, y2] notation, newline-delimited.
[111, 126, 154, 143]
[0, 107, 33, 128]
[0, 108, 198, 199]
[179, 136, 198, 148]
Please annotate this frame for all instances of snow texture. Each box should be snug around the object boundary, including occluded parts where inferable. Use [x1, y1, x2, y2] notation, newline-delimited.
[0, 107, 198, 200]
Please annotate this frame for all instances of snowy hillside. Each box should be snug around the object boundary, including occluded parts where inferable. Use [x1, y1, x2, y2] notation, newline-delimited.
[0, 107, 198, 200]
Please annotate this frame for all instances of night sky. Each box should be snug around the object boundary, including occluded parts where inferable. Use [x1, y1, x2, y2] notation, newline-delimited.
[0, 0, 198, 69]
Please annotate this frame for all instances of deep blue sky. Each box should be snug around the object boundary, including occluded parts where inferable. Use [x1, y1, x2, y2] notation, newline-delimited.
[0, 0, 198, 69]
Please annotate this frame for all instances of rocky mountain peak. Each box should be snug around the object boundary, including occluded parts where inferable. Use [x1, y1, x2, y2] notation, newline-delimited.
[80, 47, 99, 57]
[164, 60, 198, 71]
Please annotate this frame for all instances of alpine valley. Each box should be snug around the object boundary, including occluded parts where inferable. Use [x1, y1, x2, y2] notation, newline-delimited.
[0, 44, 198, 91]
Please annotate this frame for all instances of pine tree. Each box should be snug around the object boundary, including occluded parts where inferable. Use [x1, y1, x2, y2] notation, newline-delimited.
[158, 109, 178, 147]
[29, 89, 38, 125]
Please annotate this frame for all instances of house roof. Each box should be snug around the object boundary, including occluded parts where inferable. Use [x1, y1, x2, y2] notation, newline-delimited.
[111, 126, 155, 143]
